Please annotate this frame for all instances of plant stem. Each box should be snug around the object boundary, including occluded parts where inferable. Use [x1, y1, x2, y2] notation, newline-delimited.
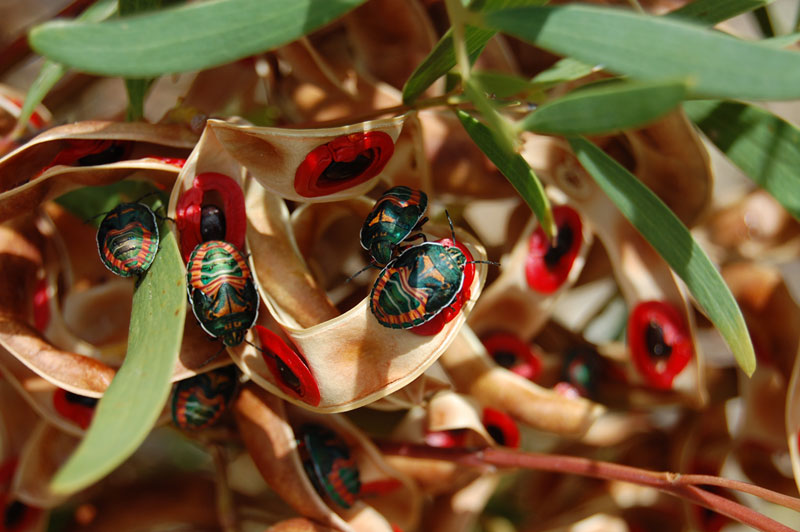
[375, 442, 800, 532]
[210, 444, 239, 532]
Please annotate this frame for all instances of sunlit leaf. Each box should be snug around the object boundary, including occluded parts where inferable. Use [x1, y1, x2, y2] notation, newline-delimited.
[522, 80, 687, 135]
[568, 137, 756, 376]
[50, 204, 186, 494]
[667, 0, 774, 25]
[14, 0, 118, 137]
[457, 110, 555, 238]
[402, 0, 547, 104]
[30, 0, 366, 77]
[55, 181, 161, 227]
[684, 99, 800, 221]
[483, 4, 800, 100]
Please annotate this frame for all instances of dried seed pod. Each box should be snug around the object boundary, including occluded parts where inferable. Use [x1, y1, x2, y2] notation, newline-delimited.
[522, 134, 705, 402]
[0, 121, 193, 222]
[234, 384, 420, 532]
[11, 422, 78, 509]
[441, 326, 604, 435]
[233, 184, 488, 412]
[209, 117, 405, 202]
[468, 203, 592, 341]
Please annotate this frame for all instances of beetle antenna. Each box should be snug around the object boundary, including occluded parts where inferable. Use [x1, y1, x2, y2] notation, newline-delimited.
[467, 260, 501, 267]
[345, 262, 379, 283]
[445, 209, 456, 242]
[197, 342, 227, 367]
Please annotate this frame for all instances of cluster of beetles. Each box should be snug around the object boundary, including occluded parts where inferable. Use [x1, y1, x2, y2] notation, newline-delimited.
[92, 179, 480, 508]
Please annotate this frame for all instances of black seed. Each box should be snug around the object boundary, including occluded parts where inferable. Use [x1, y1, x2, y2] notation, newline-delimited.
[276, 357, 304, 396]
[322, 151, 374, 181]
[4, 501, 27, 529]
[64, 391, 98, 408]
[486, 425, 505, 446]
[544, 224, 574, 269]
[645, 321, 672, 359]
[492, 350, 517, 369]
[77, 143, 127, 166]
[200, 205, 226, 242]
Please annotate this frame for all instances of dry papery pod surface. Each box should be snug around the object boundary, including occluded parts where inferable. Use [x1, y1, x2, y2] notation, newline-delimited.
[0, 0, 799, 531]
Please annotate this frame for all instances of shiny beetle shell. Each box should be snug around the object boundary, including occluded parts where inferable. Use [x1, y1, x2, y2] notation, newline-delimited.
[171, 365, 239, 430]
[299, 424, 361, 509]
[360, 186, 428, 266]
[96, 202, 159, 277]
[186, 240, 258, 347]
[370, 242, 467, 329]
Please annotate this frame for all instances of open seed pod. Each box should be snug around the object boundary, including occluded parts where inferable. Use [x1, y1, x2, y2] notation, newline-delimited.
[522, 134, 705, 402]
[423, 473, 502, 532]
[10, 421, 78, 509]
[0, 85, 51, 141]
[266, 518, 340, 532]
[209, 116, 405, 202]
[386, 391, 517, 496]
[0, 121, 193, 222]
[468, 202, 592, 341]
[233, 182, 488, 412]
[365, 364, 453, 411]
[234, 384, 421, 532]
[703, 189, 800, 263]
[441, 326, 604, 435]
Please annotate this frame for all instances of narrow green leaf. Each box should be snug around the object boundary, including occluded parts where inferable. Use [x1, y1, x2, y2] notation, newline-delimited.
[483, 4, 800, 100]
[120, 0, 161, 120]
[471, 71, 534, 99]
[15, 0, 118, 137]
[50, 209, 186, 494]
[667, 0, 774, 26]
[30, 0, 366, 77]
[522, 80, 686, 135]
[683, 100, 800, 221]
[402, 26, 494, 104]
[567, 137, 756, 376]
[55, 181, 158, 227]
[457, 110, 555, 238]
[402, 0, 547, 104]
[530, 57, 596, 88]
[759, 32, 800, 48]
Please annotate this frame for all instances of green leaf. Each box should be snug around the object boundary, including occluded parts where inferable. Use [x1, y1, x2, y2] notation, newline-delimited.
[50, 207, 186, 494]
[29, 0, 366, 77]
[14, 0, 118, 137]
[471, 71, 535, 99]
[402, 26, 494, 104]
[483, 4, 800, 100]
[457, 110, 555, 238]
[402, 0, 548, 104]
[683, 100, 800, 221]
[567, 137, 756, 376]
[759, 31, 800, 48]
[119, 0, 162, 120]
[667, 0, 774, 26]
[55, 181, 159, 227]
[522, 80, 686, 135]
[530, 57, 596, 88]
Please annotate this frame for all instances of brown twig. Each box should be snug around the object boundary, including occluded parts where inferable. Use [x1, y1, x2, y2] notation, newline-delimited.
[375, 441, 800, 532]
[210, 443, 239, 532]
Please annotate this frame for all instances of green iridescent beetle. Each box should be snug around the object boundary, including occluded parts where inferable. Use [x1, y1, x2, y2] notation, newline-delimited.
[370, 241, 467, 329]
[298, 424, 361, 508]
[360, 186, 428, 266]
[171, 365, 239, 430]
[96, 202, 159, 277]
[186, 240, 258, 347]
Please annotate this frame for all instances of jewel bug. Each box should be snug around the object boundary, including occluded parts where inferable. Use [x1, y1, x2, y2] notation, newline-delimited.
[96, 202, 159, 277]
[186, 240, 258, 347]
[171, 365, 239, 430]
[298, 424, 361, 509]
[370, 241, 468, 329]
[360, 186, 428, 266]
